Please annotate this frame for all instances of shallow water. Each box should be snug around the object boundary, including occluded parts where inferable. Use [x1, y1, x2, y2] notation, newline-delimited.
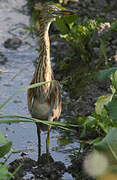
[0, 0, 79, 178]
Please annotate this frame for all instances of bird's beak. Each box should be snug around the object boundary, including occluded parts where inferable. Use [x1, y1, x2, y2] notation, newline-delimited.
[55, 10, 74, 16]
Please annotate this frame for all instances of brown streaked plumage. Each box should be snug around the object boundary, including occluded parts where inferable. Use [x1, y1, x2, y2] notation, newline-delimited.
[27, 3, 73, 155]
[28, 5, 62, 122]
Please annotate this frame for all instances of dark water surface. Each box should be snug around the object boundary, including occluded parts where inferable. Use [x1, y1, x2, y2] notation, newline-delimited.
[0, 1, 79, 179]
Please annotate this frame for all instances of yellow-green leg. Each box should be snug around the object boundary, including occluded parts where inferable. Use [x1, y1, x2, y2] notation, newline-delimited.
[46, 127, 50, 154]
[37, 124, 41, 161]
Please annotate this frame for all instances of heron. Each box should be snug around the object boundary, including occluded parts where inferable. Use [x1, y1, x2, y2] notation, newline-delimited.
[27, 3, 73, 156]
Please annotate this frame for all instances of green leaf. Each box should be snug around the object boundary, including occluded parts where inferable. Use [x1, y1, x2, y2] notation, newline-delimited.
[94, 127, 117, 162]
[0, 164, 13, 180]
[62, 15, 78, 30]
[83, 116, 97, 128]
[106, 95, 117, 122]
[0, 141, 12, 158]
[110, 85, 116, 95]
[100, 39, 108, 66]
[98, 121, 109, 134]
[97, 68, 117, 81]
[89, 137, 102, 145]
[0, 131, 8, 145]
[111, 21, 117, 31]
[111, 71, 117, 90]
[95, 94, 112, 115]
[75, 116, 87, 125]
[56, 17, 69, 34]
[63, 14, 78, 24]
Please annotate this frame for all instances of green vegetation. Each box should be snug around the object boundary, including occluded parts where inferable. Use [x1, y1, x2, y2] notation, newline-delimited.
[54, 13, 117, 96]
[76, 69, 117, 137]
[60, 69, 117, 179]
[55, 11, 117, 67]
[54, 6, 117, 178]
[0, 132, 13, 179]
[1, 1, 117, 179]
[0, 80, 77, 179]
[1, 70, 117, 179]
[56, 16, 99, 62]
[0, 131, 23, 179]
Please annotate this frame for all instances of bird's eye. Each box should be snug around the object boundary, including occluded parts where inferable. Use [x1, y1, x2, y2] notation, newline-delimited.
[48, 8, 54, 14]
[48, 6, 58, 14]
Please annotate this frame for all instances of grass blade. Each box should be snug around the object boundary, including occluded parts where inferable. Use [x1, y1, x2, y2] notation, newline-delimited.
[0, 114, 77, 131]
[0, 119, 33, 123]
[0, 81, 54, 110]
[100, 39, 108, 66]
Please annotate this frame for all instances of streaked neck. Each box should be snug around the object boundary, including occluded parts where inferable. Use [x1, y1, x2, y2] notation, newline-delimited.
[34, 18, 54, 84]
[32, 18, 54, 99]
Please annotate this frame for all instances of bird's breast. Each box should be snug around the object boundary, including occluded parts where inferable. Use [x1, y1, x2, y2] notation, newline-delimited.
[31, 100, 51, 120]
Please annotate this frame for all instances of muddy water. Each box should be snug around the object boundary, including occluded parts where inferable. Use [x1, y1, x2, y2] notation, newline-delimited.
[0, 0, 79, 179]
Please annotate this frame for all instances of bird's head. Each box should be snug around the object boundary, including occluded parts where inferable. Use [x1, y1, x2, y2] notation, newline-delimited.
[46, 4, 74, 18]
[35, 3, 74, 23]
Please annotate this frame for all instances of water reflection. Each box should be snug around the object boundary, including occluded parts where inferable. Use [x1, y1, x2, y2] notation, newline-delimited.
[0, 52, 8, 65]
[9, 124, 67, 179]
